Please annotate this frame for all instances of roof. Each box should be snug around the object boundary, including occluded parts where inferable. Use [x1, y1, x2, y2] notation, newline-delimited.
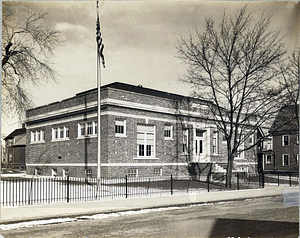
[269, 104, 299, 135]
[27, 82, 212, 114]
[14, 134, 26, 146]
[4, 128, 26, 141]
[76, 82, 190, 101]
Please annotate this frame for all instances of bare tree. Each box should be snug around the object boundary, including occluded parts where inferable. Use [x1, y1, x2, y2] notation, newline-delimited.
[2, 3, 61, 119]
[278, 48, 300, 128]
[273, 49, 300, 167]
[176, 6, 286, 187]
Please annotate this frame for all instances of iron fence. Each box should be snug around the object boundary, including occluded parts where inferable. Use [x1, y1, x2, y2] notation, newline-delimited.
[264, 172, 299, 186]
[0, 172, 268, 207]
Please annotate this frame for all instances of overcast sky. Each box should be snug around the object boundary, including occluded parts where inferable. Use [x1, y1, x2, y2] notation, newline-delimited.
[1, 1, 299, 136]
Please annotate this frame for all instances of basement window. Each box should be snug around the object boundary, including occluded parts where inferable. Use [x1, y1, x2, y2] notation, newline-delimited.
[128, 168, 138, 178]
[154, 168, 162, 176]
[34, 168, 41, 176]
[85, 169, 92, 177]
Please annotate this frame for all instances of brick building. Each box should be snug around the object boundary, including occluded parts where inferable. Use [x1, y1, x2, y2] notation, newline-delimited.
[25, 82, 257, 177]
[262, 105, 299, 173]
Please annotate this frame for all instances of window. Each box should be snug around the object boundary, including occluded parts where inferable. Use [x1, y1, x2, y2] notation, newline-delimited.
[34, 168, 41, 176]
[63, 169, 69, 178]
[183, 129, 189, 154]
[60, 128, 64, 138]
[248, 134, 254, 145]
[52, 127, 69, 141]
[87, 122, 93, 135]
[297, 154, 299, 165]
[263, 138, 272, 150]
[137, 124, 155, 157]
[265, 154, 272, 164]
[52, 168, 57, 177]
[282, 154, 290, 166]
[236, 150, 241, 158]
[37, 131, 41, 141]
[128, 168, 138, 178]
[213, 131, 218, 154]
[195, 139, 203, 155]
[196, 129, 203, 137]
[154, 168, 162, 176]
[85, 169, 92, 177]
[79, 123, 85, 137]
[66, 127, 70, 138]
[7, 139, 13, 147]
[195, 129, 204, 155]
[31, 130, 45, 143]
[164, 125, 173, 139]
[95, 122, 98, 135]
[78, 122, 97, 138]
[282, 135, 290, 146]
[9, 154, 12, 162]
[115, 120, 126, 136]
[235, 134, 244, 158]
[138, 144, 144, 156]
[53, 128, 58, 139]
[266, 139, 272, 150]
[222, 134, 227, 143]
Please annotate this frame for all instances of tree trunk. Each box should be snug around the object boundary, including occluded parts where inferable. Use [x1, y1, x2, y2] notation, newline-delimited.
[226, 154, 235, 188]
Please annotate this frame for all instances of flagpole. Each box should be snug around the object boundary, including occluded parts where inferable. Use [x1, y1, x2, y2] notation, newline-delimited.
[96, 1, 101, 180]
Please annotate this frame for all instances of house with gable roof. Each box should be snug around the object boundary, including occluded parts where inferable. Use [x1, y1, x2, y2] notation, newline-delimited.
[262, 105, 299, 173]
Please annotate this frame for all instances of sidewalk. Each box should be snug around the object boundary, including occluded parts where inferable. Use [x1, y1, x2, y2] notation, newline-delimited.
[0, 185, 297, 224]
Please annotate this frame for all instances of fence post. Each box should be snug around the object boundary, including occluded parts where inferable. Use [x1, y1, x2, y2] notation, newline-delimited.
[29, 178, 33, 205]
[278, 173, 280, 186]
[237, 173, 239, 190]
[66, 176, 70, 203]
[170, 174, 173, 195]
[125, 175, 128, 198]
[207, 163, 212, 192]
[289, 173, 292, 187]
[207, 172, 210, 193]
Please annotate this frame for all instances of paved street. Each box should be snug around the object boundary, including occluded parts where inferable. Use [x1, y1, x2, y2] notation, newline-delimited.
[1, 196, 298, 238]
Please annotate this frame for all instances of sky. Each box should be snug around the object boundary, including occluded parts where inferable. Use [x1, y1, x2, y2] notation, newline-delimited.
[1, 1, 299, 136]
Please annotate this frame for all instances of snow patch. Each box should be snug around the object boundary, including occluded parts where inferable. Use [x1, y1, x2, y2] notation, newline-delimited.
[77, 206, 183, 221]
[0, 218, 76, 230]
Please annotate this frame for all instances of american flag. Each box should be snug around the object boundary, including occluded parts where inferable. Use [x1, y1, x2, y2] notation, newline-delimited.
[96, 3, 105, 68]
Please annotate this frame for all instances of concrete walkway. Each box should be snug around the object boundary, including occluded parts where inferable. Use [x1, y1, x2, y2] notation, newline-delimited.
[0, 185, 297, 224]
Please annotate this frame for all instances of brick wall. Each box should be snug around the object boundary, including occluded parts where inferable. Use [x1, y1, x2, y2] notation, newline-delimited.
[25, 84, 258, 177]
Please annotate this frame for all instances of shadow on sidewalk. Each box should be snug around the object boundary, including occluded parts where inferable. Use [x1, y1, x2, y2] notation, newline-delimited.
[208, 218, 298, 238]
